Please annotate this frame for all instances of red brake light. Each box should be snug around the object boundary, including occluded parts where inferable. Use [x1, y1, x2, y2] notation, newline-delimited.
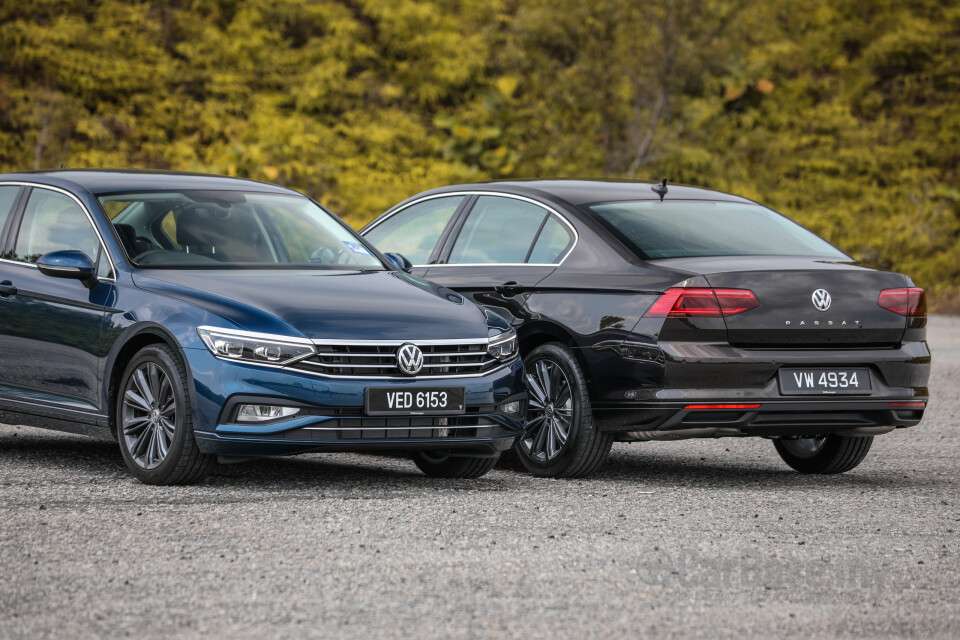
[645, 287, 759, 318]
[878, 288, 926, 317]
[889, 402, 925, 408]
[684, 403, 762, 410]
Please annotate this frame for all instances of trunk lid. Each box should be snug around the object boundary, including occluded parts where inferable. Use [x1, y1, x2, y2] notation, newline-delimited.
[648, 256, 910, 347]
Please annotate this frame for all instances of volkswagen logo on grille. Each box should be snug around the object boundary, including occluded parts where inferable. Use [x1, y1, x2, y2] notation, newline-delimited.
[811, 288, 832, 312]
[396, 343, 424, 375]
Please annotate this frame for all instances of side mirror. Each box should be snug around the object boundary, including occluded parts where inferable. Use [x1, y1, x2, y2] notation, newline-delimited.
[384, 252, 413, 273]
[36, 250, 97, 288]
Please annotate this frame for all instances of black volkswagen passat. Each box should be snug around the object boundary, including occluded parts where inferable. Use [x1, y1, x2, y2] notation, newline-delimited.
[362, 180, 930, 478]
[0, 170, 525, 484]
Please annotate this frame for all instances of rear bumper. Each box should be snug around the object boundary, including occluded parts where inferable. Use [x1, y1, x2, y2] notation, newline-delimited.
[590, 338, 930, 437]
[594, 398, 926, 437]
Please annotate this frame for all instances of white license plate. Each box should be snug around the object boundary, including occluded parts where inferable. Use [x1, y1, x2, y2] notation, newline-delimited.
[365, 387, 465, 416]
[778, 368, 872, 395]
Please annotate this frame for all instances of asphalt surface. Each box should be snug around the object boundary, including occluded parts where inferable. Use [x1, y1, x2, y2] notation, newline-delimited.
[1, 317, 958, 639]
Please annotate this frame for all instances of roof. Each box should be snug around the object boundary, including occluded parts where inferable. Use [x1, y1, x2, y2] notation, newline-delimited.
[0, 169, 297, 195]
[422, 179, 753, 207]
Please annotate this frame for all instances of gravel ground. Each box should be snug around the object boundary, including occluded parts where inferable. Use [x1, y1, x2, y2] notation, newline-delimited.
[1, 317, 958, 639]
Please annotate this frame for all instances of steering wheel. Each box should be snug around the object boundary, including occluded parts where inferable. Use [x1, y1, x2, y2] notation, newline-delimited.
[310, 245, 360, 266]
[130, 248, 169, 263]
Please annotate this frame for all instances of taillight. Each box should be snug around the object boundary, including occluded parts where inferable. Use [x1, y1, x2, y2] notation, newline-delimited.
[878, 288, 926, 317]
[645, 287, 760, 318]
[684, 403, 761, 410]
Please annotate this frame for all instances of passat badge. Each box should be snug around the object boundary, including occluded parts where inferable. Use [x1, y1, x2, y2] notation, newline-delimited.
[811, 289, 832, 312]
[396, 343, 424, 375]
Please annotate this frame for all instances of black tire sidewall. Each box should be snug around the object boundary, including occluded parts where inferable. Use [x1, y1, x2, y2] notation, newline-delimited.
[773, 434, 873, 474]
[411, 451, 500, 478]
[116, 345, 191, 484]
[515, 343, 591, 476]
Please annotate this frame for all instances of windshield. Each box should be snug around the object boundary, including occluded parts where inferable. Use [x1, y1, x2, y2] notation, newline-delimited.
[99, 190, 385, 269]
[585, 200, 849, 260]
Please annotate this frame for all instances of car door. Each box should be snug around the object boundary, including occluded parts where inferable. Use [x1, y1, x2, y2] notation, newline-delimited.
[0, 185, 114, 416]
[423, 194, 576, 324]
[361, 194, 469, 279]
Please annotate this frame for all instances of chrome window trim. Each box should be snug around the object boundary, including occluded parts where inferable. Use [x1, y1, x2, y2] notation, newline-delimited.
[362, 191, 579, 268]
[0, 181, 117, 282]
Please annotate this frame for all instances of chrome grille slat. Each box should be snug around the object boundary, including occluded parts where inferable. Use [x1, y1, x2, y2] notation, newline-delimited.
[290, 340, 500, 378]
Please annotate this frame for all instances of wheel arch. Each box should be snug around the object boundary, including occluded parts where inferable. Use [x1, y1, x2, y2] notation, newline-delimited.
[103, 324, 194, 439]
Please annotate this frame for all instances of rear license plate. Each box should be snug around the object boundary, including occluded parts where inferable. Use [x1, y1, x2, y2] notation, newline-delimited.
[365, 387, 465, 416]
[778, 368, 872, 396]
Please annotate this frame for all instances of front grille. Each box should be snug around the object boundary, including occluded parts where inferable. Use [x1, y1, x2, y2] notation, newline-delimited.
[290, 341, 501, 378]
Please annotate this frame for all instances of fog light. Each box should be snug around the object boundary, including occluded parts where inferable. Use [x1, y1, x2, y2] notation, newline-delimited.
[236, 405, 300, 422]
[499, 400, 522, 415]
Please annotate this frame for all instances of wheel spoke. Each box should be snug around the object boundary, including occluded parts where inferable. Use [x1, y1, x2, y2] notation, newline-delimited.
[555, 384, 571, 408]
[122, 415, 151, 436]
[155, 424, 169, 459]
[525, 372, 547, 406]
[536, 361, 553, 400]
[531, 414, 550, 457]
[545, 417, 558, 459]
[158, 375, 172, 409]
[146, 363, 161, 404]
[124, 388, 152, 413]
[131, 423, 152, 459]
[145, 426, 158, 466]
[159, 417, 176, 440]
[133, 369, 155, 406]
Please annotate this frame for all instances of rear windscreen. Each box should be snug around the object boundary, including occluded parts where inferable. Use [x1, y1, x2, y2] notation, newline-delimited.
[585, 200, 848, 260]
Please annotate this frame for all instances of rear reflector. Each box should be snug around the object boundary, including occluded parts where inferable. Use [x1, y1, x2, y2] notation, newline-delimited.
[645, 288, 760, 318]
[878, 288, 926, 317]
[889, 402, 925, 408]
[684, 404, 762, 410]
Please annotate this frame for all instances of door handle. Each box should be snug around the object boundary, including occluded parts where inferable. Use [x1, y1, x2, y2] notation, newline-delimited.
[495, 281, 521, 297]
[0, 280, 16, 297]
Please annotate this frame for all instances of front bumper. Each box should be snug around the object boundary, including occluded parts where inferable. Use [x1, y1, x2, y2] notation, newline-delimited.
[184, 348, 526, 456]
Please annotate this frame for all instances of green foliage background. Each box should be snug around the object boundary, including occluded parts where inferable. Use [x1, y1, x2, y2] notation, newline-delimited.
[1, 0, 958, 307]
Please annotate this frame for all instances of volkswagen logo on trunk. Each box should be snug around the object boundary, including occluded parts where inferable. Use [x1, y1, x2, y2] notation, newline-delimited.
[811, 289, 832, 312]
[396, 343, 424, 375]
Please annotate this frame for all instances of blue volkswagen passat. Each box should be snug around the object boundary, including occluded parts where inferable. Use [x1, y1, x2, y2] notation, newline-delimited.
[0, 170, 525, 484]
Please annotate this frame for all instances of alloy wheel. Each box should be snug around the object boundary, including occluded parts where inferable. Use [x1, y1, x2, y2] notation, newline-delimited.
[522, 360, 573, 463]
[121, 362, 177, 470]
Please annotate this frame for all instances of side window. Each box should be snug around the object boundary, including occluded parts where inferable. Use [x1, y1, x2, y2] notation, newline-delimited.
[14, 189, 101, 264]
[448, 196, 547, 264]
[528, 215, 574, 264]
[0, 186, 19, 240]
[364, 196, 464, 265]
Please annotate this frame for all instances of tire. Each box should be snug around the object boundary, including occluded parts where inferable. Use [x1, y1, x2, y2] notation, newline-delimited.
[116, 344, 212, 485]
[516, 343, 613, 478]
[773, 434, 874, 474]
[412, 451, 500, 479]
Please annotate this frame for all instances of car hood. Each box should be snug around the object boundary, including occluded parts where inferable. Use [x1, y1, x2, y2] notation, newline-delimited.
[132, 269, 490, 341]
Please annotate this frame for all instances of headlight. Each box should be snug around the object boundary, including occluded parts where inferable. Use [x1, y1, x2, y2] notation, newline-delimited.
[488, 328, 519, 362]
[197, 326, 315, 365]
